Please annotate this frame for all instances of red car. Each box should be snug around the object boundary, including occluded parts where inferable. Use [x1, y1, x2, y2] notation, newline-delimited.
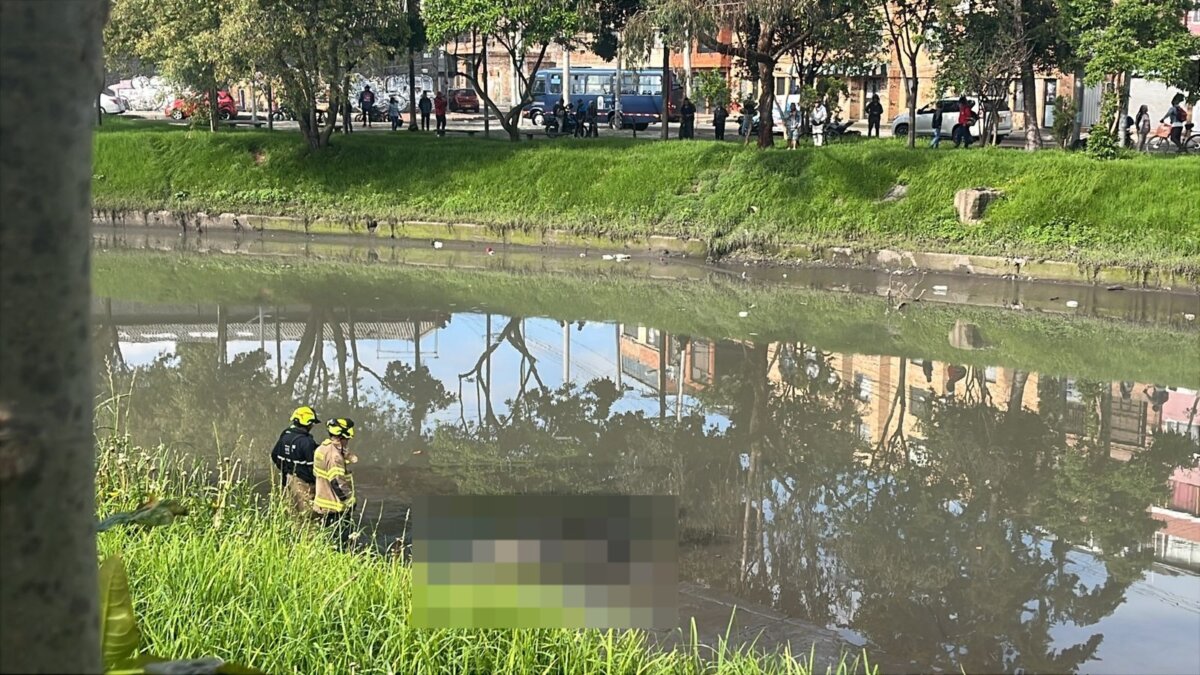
[447, 88, 480, 113]
[166, 90, 238, 121]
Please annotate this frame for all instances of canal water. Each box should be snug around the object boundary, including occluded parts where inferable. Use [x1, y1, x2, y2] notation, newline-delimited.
[92, 229, 1200, 674]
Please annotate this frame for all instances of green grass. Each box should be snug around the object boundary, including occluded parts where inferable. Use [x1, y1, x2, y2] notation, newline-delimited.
[92, 249, 1200, 387]
[92, 116, 1200, 272]
[95, 437, 876, 674]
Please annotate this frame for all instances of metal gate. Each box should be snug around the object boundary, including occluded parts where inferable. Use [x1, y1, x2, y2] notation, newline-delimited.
[1080, 82, 1103, 127]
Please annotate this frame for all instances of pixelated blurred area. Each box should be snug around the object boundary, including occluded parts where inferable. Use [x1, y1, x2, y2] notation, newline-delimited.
[411, 495, 678, 629]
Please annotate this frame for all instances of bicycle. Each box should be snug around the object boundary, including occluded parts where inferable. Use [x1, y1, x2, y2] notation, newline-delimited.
[1147, 122, 1198, 153]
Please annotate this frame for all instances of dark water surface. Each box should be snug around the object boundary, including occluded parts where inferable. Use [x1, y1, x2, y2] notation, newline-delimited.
[92, 229, 1200, 674]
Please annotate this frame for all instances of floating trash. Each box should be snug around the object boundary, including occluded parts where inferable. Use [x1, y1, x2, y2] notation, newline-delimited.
[1066, 300, 1079, 308]
[432, 240, 444, 249]
[738, 311, 749, 318]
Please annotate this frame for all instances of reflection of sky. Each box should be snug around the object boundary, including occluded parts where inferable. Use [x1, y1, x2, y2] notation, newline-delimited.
[1052, 553, 1200, 675]
[120, 314, 729, 428]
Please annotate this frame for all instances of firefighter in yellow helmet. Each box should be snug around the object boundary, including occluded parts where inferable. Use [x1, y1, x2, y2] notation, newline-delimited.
[270, 405, 321, 514]
[313, 417, 358, 548]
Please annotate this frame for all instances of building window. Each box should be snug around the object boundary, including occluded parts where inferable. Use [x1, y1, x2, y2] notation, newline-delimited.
[647, 328, 661, 349]
[909, 387, 932, 420]
[855, 374, 873, 402]
[690, 340, 712, 384]
[1191, 9, 1200, 23]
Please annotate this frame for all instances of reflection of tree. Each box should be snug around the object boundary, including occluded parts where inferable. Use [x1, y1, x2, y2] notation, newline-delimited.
[456, 316, 545, 428]
[838, 380, 1197, 673]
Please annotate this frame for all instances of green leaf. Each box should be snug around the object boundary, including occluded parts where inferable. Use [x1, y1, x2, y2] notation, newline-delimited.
[99, 556, 142, 671]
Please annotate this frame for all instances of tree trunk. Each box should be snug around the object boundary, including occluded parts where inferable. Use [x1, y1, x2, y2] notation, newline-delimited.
[756, 58, 776, 148]
[0, 1, 106, 672]
[906, 56, 919, 148]
[209, 88, 219, 133]
[1020, 63, 1041, 150]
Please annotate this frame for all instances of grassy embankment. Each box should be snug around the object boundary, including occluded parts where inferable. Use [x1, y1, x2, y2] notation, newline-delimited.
[93, 249, 1200, 387]
[95, 436, 875, 674]
[92, 116, 1200, 273]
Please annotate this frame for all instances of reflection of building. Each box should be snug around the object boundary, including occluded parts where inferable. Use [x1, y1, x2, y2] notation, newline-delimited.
[618, 325, 721, 396]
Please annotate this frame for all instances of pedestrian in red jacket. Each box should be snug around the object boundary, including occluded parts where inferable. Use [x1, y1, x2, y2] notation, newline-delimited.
[434, 92, 448, 135]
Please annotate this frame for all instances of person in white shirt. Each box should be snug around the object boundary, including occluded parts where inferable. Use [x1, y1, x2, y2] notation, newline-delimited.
[812, 100, 829, 147]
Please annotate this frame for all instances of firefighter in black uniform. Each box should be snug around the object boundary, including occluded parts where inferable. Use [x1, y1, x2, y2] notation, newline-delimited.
[271, 406, 321, 514]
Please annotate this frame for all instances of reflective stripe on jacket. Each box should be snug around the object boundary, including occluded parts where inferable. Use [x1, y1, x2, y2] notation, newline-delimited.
[313, 438, 355, 514]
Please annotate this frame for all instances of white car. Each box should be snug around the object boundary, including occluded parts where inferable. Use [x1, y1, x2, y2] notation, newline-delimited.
[891, 97, 1011, 143]
[99, 88, 128, 114]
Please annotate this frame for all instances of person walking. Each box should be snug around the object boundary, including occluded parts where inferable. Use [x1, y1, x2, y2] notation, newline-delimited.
[1135, 104, 1151, 151]
[679, 96, 696, 139]
[712, 101, 728, 140]
[418, 91, 432, 131]
[387, 96, 401, 131]
[587, 98, 599, 138]
[930, 104, 944, 148]
[270, 406, 321, 515]
[357, 85, 376, 128]
[811, 99, 828, 147]
[954, 96, 975, 148]
[433, 91, 447, 135]
[785, 103, 801, 150]
[1161, 93, 1188, 152]
[313, 418, 358, 549]
[865, 94, 883, 138]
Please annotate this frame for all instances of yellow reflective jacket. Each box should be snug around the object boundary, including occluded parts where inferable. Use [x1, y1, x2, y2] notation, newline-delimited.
[312, 438, 355, 515]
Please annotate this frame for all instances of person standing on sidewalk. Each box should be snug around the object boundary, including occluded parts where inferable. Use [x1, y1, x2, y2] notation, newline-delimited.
[1135, 104, 1151, 151]
[388, 96, 401, 131]
[712, 101, 728, 140]
[865, 94, 883, 138]
[930, 105, 944, 148]
[811, 99, 828, 147]
[786, 103, 801, 150]
[679, 96, 696, 139]
[418, 91, 432, 131]
[587, 98, 599, 138]
[358, 85, 377, 127]
[434, 91, 448, 135]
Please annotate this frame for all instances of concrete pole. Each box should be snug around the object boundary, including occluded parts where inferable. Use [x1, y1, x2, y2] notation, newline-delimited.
[614, 37, 623, 129]
[482, 35, 490, 137]
[563, 45, 572, 107]
[562, 321, 571, 385]
[682, 30, 692, 101]
[677, 343, 686, 421]
[615, 324, 622, 388]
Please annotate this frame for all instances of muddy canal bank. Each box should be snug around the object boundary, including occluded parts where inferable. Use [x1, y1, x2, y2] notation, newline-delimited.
[93, 210, 1200, 291]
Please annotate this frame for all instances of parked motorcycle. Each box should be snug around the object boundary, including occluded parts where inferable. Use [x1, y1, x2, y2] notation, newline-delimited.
[355, 101, 389, 123]
[270, 105, 295, 121]
[545, 110, 581, 138]
[824, 117, 859, 140]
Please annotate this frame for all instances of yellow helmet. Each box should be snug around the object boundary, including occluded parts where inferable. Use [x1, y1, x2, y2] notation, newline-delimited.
[327, 418, 356, 439]
[291, 406, 320, 427]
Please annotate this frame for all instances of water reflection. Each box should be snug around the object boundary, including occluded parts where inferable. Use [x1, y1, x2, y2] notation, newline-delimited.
[94, 298, 1200, 674]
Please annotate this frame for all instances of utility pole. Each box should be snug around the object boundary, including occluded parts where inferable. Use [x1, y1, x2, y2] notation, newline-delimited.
[562, 321, 571, 385]
[660, 30, 670, 141]
[614, 36, 623, 131]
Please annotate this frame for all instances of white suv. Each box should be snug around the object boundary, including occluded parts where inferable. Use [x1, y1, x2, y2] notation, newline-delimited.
[891, 97, 1012, 143]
